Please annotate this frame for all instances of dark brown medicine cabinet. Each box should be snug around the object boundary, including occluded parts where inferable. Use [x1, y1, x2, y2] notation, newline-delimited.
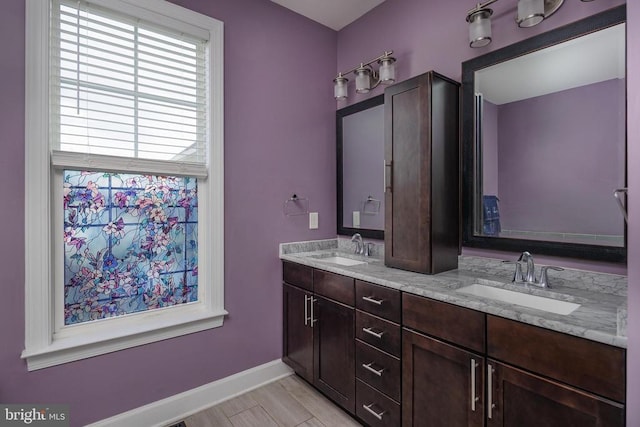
[338, 71, 461, 275]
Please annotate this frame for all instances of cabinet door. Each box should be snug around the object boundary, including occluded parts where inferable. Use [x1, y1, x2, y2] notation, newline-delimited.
[384, 75, 429, 274]
[314, 296, 356, 414]
[384, 71, 460, 275]
[402, 329, 484, 427]
[487, 360, 624, 427]
[282, 284, 313, 383]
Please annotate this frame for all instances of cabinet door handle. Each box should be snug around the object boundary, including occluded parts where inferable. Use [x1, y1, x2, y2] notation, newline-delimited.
[470, 359, 479, 412]
[362, 362, 385, 377]
[304, 294, 309, 326]
[385, 160, 392, 193]
[362, 327, 385, 339]
[362, 295, 384, 306]
[310, 297, 317, 327]
[487, 363, 495, 419]
[362, 403, 386, 421]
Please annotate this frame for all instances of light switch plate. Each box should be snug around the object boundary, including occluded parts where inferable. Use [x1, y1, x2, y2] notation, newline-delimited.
[353, 211, 360, 228]
[309, 212, 318, 229]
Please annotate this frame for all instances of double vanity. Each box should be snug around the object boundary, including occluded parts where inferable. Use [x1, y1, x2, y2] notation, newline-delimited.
[280, 239, 627, 426]
[293, 4, 629, 426]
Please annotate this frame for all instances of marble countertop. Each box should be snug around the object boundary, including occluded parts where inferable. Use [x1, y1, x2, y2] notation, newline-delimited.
[280, 239, 628, 348]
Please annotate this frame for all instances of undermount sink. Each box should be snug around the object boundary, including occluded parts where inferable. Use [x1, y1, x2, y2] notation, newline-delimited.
[319, 256, 367, 266]
[457, 284, 580, 315]
[309, 253, 368, 266]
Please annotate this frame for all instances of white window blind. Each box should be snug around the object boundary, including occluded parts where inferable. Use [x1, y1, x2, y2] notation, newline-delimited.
[50, 0, 208, 173]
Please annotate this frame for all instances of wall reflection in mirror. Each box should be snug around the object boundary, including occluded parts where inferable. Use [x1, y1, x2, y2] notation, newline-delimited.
[337, 95, 385, 239]
[463, 6, 626, 261]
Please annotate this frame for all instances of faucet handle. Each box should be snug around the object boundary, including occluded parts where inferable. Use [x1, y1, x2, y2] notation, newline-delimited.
[364, 242, 374, 257]
[502, 260, 524, 283]
[537, 266, 564, 288]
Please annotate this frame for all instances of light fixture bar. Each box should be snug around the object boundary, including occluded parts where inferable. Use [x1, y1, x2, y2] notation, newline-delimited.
[337, 51, 395, 78]
[334, 51, 396, 100]
[467, 0, 499, 16]
[467, 0, 564, 16]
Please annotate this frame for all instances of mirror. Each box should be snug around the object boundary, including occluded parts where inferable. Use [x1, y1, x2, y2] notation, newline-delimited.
[462, 6, 626, 262]
[337, 94, 385, 240]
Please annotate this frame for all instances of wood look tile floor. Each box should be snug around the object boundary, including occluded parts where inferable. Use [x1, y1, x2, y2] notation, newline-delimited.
[182, 375, 362, 427]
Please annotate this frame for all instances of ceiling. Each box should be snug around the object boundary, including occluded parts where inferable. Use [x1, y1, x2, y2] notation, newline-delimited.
[269, 0, 386, 31]
[476, 23, 626, 105]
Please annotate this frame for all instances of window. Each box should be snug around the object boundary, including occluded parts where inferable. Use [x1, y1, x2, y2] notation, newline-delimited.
[62, 171, 199, 325]
[23, 0, 225, 371]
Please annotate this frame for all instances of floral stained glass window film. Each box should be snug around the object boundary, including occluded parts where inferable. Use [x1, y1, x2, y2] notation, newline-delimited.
[63, 170, 198, 325]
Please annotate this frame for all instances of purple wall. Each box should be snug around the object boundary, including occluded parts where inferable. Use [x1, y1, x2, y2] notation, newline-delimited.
[342, 104, 385, 230]
[627, 0, 640, 423]
[0, 0, 336, 425]
[497, 79, 625, 236]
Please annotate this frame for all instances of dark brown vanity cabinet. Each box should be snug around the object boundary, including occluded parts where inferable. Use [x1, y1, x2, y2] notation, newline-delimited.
[282, 263, 356, 414]
[401, 294, 626, 427]
[355, 281, 402, 426]
[283, 282, 314, 383]
[487, 361, 624, 427]
[384, 71, 460, 275]
[402, 293, 486, 427]
[486, 316, 625, 427]
[282, 262, 314, 383]
[284, 261, 627, 427]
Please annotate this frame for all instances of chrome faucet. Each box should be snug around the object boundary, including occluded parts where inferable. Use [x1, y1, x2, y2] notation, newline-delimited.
[351, 233, 364, 255]
[519, 251, 536, 283]
[507, 251, 565, 288]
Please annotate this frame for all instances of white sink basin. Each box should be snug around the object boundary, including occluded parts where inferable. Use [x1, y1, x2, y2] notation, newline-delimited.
[316, 256, 367, 266]
[457, 284, 580, 315]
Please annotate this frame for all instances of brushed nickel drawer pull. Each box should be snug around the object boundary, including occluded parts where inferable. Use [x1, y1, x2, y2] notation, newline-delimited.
[304, 294, 309, 326]
[362, 403, 385, 421]
[470, 359, 479, 411]
[362, 327, 385, 339]
[487, 363, 495, 419]
[385, 160, 392, 193]
[362, 362, 385, 377]
[362, 295, 384, 305]
[310, 297, 317, 328]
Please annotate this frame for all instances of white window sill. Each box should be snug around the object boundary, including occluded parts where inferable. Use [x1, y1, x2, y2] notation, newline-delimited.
[22, 304, 228, 371]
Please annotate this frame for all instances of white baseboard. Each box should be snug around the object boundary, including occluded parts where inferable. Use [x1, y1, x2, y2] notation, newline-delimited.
[87, 359, 294, 427]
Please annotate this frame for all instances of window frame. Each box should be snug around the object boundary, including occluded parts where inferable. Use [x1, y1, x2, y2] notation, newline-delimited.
[23, 0, 225, 371]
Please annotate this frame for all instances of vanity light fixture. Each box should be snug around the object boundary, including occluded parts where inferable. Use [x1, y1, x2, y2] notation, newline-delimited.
[517, 0, 545, 27]
[466, 0, 565, 47]
[467, 6, 493, 48]
[333, 51, 396, 100]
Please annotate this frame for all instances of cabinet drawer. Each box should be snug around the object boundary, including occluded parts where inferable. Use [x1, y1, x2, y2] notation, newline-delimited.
[282, 262, 313, 291]
[355, 280, 401, 323]
[356, 340, 401, 402]
[314, 269, 354, 306]
[403, 293, 485, 353]
[356, 310, 401, 357]
[487, 315, 625, 403]
[356, 379, 401, 427]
